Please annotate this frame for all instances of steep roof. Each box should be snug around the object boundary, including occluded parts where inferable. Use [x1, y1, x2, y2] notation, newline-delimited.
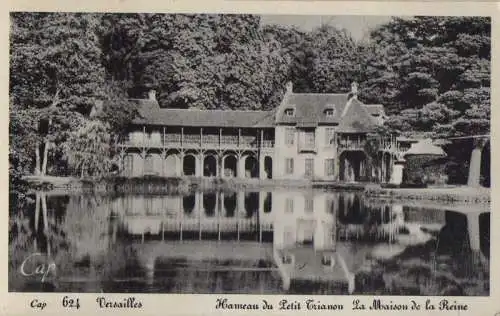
[405, 139, 447, 156]
[132, 99, 276, 128]
[337, 98, 379, 133]
[276, 93, 350, 126]
[126, 89, 384, 131]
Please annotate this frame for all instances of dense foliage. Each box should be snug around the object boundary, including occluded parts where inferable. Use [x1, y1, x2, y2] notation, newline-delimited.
[9, 13, 490, 182]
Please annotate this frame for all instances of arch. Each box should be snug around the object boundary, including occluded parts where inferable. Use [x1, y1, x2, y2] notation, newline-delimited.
[203, 155, 218, 177]
[339, 150, 367, 182]
[223, 155, 238, 177]
[183, 154, 197, 176]
[264, 156, 273, 179]
[164, 153, 179, 176]
[203, 193, 217, 217]
[244, 156, 259, 178]
[223, 192, 237, 217]
[144, 153, 161, 176]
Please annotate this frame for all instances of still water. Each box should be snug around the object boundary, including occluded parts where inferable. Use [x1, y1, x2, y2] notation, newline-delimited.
[9, 189, 489, 295]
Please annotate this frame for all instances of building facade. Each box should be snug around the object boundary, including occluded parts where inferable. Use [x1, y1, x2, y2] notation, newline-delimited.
[117, 83, 395, 182]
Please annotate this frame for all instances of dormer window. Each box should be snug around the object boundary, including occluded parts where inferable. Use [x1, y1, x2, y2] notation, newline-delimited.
[324, 105, 335, 117]
[284, 108, 295, 117]
[321, 255, 336, 268]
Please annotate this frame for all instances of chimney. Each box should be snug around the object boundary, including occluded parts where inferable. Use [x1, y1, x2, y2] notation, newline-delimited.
[148, 89, 157, 101]
[286, 81, 293, 95]
[351, 82, 358, 99]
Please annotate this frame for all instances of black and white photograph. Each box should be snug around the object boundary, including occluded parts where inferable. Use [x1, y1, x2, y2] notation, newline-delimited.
[9, 12, 490, 297]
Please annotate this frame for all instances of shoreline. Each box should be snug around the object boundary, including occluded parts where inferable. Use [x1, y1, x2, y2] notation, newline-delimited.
[20, 175, 490, 206]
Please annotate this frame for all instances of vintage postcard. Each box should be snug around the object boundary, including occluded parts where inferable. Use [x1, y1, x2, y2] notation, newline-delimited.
[2, 0, 497, 315]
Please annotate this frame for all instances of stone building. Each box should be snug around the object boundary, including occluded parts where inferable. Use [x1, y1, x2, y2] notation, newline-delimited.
[117, 83, 390, 181]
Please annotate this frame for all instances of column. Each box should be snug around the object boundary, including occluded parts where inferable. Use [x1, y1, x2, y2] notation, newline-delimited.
[221, 156, 225, 178]
[238, 155, 246, 179]
[467, 138, 487, 187]
[197, 153, 203, 177]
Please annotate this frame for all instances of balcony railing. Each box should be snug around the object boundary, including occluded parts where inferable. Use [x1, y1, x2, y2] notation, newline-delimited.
[337, 140, 366, 151]
[119, 137, 274, 149]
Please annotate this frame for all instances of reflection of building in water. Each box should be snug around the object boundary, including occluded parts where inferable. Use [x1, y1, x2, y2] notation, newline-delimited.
[106, 191, 487, 293]
[110, 191, 274, 242]
[271, 191, 354, 293]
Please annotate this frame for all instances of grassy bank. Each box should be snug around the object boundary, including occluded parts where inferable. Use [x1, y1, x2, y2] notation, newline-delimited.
[364, 185, 490, 205]
[22, 175, 313, 195]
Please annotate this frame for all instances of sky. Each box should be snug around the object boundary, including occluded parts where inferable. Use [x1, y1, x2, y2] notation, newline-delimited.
[261, 15, 393, 41]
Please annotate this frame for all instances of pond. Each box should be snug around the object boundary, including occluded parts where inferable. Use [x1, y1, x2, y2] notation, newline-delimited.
[8, 189, 489, 295]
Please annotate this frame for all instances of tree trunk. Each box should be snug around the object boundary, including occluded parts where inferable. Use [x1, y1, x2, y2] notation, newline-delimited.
[35, 142, 41, 175]
[34, 193, 40, 231]
[41, 140, 50, 176]
[467, 138, 487, 187]
[41, 194, 48, 233]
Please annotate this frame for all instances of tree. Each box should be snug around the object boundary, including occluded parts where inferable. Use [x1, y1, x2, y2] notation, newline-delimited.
[361, 16, 490, 138]
[10, 12, 107, 176]
[63, 120, 112, 178]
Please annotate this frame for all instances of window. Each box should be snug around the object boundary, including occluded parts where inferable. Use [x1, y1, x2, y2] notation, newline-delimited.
[305, 198, 314, 213]
[325, 159, 335, 176]
[285, 198, 294, 213]
[285, 128, 295, 146]
[284, 108, 295, 116]
[324, 108, 334, 117]
[305, 158, 314, 177]
[325, 128, 336, 145]
[305, 131, 315, 148]
[285, 158, 294, 175]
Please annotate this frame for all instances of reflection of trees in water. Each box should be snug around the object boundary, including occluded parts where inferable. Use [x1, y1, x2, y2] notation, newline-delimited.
[337, 194, 399, 240]
[355, 210, 490, 296]
[9, 193, 123, 292]
[479, 213, 490, 257]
